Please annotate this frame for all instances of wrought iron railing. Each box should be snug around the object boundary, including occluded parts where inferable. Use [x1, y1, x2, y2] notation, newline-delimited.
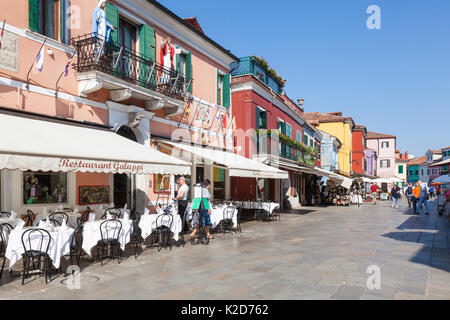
[71, 34, 192, 101]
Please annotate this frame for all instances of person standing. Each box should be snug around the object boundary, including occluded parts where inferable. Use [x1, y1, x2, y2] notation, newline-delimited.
[173, 177, 189, 232]
[405, 183, 414, 208]
[370, 183, 379, 205]
[412, 183, 420, 214]
[417, 181, 430, 215]
[429, 185, 434, 200]
[190, 179, 213, 241]
[391, 183, 401, 208]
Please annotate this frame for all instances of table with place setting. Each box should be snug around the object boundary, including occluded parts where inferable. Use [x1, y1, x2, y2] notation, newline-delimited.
[5, 222, 75, 270]
[81, 218, 134, 256]
[139, 211, 182, 242]
[32, 207, 82, 229]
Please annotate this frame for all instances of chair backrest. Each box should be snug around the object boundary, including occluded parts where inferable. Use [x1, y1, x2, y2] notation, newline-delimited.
[223, 206, 236, 220]
[156, 214, 173, 230]
[49, 212, 69, 225]
[0, 223, 13, 251]
[21, 228, 51, 254]
[102, 208, 121, 220]
[0, 212, 11, 218]
[99, 219, 122, 241]
[76, 217, 84, 228]
[63, 208, 73, 212]
[70, 224, 84, 248]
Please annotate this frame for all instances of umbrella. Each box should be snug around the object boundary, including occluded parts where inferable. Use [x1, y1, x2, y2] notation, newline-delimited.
[432, 175, 450, 184]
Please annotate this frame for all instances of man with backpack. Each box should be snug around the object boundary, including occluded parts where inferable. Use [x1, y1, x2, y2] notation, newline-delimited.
[405, 183, 414, 208]
[417, 181, 430, 215]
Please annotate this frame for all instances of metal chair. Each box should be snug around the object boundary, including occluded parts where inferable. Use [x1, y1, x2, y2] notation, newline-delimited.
[128, 211, 143, 259]
[101, 208, 121, 220]
[152, 214, 173, 252]
[221, 206, 237, 234]
[67, 224, 84, 269]
[97, 219, 122, 266]
[63, 208, 73, 212]
[0, 223, 13, 279]
[0, 212, 11, 218]
[21, 228, 52, 285]
[272, 205, 281, 222]
[49, 212, 69, 226]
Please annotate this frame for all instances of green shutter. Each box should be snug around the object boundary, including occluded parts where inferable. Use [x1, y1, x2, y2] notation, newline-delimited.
[217, 69, 220, 104]
[223, 74, 230, 108]
[105, 3, 119, 44]
[281, 122, 286, 135]
[139, 24, 155, 62]
[29, 0, 40, 33]
[59, 0, 67, 43]
[262, 111, 267, 129]
[185, 52, 192, 93]
[175, 54, 180, 72]
[256, 108, 260, 129]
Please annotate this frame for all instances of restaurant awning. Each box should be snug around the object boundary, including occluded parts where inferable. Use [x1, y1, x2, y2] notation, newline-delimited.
[0, 113, 191, 175]
[161, 141, 289, 179]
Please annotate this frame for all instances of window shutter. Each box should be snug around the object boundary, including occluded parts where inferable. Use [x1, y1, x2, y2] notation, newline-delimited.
[262, 111, 267, 129]
[139, 24, 155, 61]
[216, 69, 220, 104]
[281, 122, 286, 135]
[256, 108, 260, 129]
[223, 74, 230, 108]
[185, 52, 192, 93]
[29, 0, 40, 33]
[105, 3, 119, 44]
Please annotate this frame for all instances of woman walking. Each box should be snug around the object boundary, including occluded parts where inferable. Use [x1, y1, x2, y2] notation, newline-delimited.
[391, 183, 401, 208]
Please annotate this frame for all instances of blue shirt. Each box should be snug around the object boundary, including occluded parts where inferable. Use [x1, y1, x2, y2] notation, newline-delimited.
[92, 7, 113, 42]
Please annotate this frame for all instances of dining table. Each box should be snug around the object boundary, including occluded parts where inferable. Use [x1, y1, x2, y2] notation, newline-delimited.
[5, 225, 74, 270]
[81, 218, 133, 256]
[184, 205, 238, 229]
[139, 212, 182, 242]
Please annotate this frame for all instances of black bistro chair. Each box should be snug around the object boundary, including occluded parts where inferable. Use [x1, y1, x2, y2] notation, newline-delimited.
[128, 211, 143, 259]
[49, 212, 69, 226]
[152, 214, 173, 252]
[21, 228, 52, 285]
[0, 223, 13, 278]
[97, 219, 122, 266]
[0, 212, 11, 218]
[220, 206, 237, 235]
[67, 224, 84, 269]
[101, 208, 121, 220]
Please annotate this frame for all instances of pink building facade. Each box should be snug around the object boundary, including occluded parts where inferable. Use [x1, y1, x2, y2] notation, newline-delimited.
[366, 132, 396, 179]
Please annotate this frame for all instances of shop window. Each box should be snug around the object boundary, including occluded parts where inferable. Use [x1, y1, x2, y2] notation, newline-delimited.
[213, 167, 225, 200]
[23, 171, 67, 205]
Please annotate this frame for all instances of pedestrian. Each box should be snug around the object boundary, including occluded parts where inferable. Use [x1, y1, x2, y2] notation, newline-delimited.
[429, 185, 434, 200]
[370, 183, 379, 205]
[412, 183, 420, 214]
[391, 183, 401, 208]
[417, 181, 430, 215]
[190, 179, 213, 241]
[173, 176, 189, 232]
[405, 183, 414, 208]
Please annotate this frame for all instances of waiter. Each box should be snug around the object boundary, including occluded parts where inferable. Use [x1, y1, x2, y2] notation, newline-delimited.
[173, 177, 189, 231]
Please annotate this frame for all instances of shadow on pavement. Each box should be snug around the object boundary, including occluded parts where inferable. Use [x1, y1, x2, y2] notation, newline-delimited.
[381, 200, 450, 273]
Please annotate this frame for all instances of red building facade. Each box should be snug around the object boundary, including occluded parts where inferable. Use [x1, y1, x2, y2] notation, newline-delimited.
[352, 125, 367, 175]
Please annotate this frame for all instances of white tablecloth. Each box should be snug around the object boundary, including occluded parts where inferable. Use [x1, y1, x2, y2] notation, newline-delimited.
[139, 213, 182, 241]
[82, 219, 133, 256]
[5, 226, 74, 270]
[33, 212, 81, 229]
[234, 201, 279, 214]
[185, 205, 238, 229]
[0, 218, 20, 228]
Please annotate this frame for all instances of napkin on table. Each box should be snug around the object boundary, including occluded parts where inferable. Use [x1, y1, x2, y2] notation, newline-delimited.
[14, 219, 25, 229]
[10, 210, 18, 219]
[88, 213, 96, 222]
[106, 213, 112, 220]
[123, 211, 130, 221]
[144, 208, 150, 216]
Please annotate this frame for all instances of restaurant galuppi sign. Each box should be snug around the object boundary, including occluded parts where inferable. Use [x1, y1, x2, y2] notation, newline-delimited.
[59, 158, 144, 174]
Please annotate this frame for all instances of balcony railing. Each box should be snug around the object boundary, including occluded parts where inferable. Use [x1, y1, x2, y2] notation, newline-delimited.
[71, 34, 192, 101]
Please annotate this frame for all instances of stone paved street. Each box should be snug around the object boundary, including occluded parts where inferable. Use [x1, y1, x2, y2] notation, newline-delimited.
[0, 199, 449, 300]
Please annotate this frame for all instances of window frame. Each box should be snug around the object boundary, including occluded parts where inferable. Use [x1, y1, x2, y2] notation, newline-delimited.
[22, 171, 69, 205]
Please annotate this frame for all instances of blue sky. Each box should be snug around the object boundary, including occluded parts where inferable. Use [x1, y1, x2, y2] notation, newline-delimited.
[160, 0, 450, 157]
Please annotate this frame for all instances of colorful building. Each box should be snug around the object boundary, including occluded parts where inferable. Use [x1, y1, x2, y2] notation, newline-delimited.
[395, 150, 409, 187]
[352, 125, 367, 175]
[366, 131, 397, 179]
[304, 112, 355, 177]
[230, 56, 323, 208]
[364, 149, 377, 177]
[407, 156, 426, 184]
[319, 131, 342, 173]
[0, 0, 254, 214]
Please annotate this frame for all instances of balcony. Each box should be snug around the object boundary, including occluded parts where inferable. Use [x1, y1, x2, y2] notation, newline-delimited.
[71, 34, 193, 116]
[231, 56, 284, 95]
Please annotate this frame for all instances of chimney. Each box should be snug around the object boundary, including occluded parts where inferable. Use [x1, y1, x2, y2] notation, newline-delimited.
[405, 151, 409, 160]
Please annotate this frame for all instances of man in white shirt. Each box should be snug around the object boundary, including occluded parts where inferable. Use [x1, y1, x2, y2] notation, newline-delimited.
[173, 177, 189, 231]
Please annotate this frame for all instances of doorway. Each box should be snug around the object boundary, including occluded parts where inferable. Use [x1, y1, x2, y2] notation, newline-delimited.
[114, 126, 137, 208]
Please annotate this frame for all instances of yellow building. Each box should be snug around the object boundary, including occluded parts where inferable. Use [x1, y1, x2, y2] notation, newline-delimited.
[304, 112, 355, 177]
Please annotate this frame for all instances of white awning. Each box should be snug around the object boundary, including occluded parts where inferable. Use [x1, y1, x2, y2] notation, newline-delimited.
[432, 175, 450, 184]
[0, 113, 191, 175]
[162, 141, 289, 179]
[430, 158, 450, 167]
